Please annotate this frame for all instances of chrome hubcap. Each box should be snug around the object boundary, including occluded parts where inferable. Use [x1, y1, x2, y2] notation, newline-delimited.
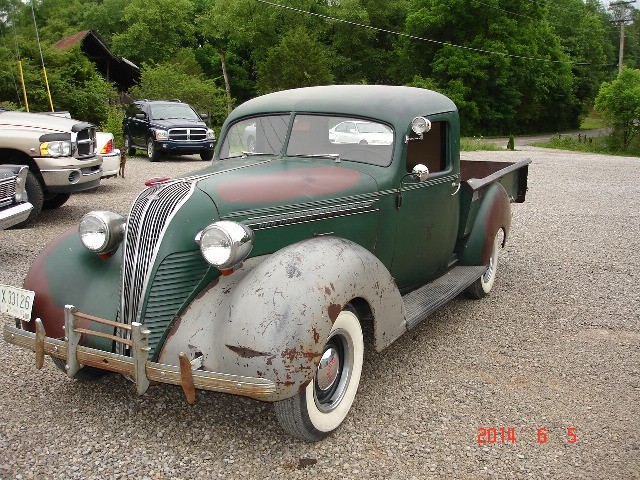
[317, 346, 340, 392]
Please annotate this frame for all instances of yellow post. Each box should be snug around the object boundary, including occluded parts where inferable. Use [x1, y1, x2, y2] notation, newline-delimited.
[18, 60, 29, 112]
[42, 66, 54, 111]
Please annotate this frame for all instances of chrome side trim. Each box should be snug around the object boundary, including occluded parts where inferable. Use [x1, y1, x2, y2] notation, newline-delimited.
[242, 199, 379, 230]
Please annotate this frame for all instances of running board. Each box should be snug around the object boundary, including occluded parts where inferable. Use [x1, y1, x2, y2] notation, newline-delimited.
[403, 266, 487, 330]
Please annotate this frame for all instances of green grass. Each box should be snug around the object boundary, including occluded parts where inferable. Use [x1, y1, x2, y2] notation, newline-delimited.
[533, 134, 640, 157]
[460, 137, 502, 151]
[580, 112, 607, 130]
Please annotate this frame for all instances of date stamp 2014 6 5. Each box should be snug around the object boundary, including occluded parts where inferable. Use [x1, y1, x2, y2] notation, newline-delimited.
[477, 427, 578, 445]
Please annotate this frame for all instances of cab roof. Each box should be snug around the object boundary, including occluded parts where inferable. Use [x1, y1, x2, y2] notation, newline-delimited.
[228, 85, 458, 128]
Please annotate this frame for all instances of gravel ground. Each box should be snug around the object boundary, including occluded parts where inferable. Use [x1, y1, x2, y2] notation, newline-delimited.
[0, 148, 638, 479]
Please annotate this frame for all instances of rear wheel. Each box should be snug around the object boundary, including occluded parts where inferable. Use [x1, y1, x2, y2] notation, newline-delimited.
[274, 304, 364, 441]
[43, 192, 71, 210]
[124, 134, 136, 156]
[465, 230, 502, 299]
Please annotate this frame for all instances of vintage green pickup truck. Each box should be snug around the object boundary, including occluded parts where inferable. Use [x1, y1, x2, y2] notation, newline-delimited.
[2, 85, 529, 441]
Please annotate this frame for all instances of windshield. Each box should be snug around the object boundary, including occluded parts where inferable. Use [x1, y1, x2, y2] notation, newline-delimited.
[219, 115, 290, 159]
[150, 103, 200, 121]
[219, 114, 394, 166]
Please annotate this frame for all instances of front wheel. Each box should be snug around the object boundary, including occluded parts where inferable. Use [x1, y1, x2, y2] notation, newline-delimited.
[273, 304, 364, 441]
[43, 192, 71, 210]
[200, 150, 214, 161]
[147, 137, 158, 162]
[465, 230, 502, 299]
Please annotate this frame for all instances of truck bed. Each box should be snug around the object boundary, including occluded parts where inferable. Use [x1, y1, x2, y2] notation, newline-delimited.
[461, 159, 530, 203]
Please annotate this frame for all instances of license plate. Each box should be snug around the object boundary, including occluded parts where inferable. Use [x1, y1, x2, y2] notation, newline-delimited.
[0, 284, 35, 322]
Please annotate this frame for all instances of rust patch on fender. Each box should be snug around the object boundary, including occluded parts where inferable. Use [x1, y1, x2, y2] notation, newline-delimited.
[226, 344, 272, 358]
[312, 327, 321, 344]
[324, 286, 332, 296]
[328, 303, 342, 323]
[281, 347, 321, 363]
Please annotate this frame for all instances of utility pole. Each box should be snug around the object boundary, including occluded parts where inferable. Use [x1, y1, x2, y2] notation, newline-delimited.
[610, 0, 636, 74]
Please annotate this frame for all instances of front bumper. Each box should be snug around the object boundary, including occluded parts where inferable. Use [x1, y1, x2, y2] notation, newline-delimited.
[0, 202, 32, 229]
[3, 305, 275, 402]
[154, 139, 215, 155]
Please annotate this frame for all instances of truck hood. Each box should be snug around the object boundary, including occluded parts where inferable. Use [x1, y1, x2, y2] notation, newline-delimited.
[0, 110, 79, 133]
[189, 156, 379, 217]
[150, 118, 208, 130]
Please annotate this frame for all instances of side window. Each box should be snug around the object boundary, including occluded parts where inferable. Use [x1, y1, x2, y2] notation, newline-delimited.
[406, 121, 447, 174]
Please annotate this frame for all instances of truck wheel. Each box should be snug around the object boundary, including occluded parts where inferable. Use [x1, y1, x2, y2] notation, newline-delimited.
[14, 171, 44, 227]
[274, 304, 364, 441]
[43, 193, 71, 210]
[465, 230, 502, 299]
[51, 357, 111, 381]
[200, 150, 214, 161]
[124, 134, 136, 156]
[147, 137, 158, 162]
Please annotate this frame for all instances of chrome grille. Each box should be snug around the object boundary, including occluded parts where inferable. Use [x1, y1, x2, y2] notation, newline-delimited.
[143, 251, 210, 356]
[0, 177, 16, 207]
[75, 127, 96, 158]
[168, 128, 207, 141]
[119, 181, 194, 352]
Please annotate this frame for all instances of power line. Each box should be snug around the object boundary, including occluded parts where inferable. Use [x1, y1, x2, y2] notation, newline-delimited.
[255, 0, 590, 65]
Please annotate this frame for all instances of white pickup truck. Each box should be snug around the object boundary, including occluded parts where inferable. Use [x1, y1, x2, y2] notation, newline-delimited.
[0, 107, 102, 226]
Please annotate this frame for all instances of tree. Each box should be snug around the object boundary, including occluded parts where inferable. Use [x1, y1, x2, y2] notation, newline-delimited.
[399, 0, 578, 135]
[111, 0, 196, 65]
[595, 67, 640, 149]
[256, 27, 333, 94]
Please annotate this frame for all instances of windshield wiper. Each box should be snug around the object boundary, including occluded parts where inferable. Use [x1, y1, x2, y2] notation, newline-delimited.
[289, 153, 341, 163]
[241, 151, 276, 157]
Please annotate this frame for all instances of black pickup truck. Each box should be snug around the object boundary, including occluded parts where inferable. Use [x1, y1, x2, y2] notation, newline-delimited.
[123, 100, 216, 162]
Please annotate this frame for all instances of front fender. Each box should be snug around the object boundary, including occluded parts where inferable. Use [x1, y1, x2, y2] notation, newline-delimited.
[459, 182, 511, 266]
[159, 237, 405, 401]
[22, 227, 121, 350]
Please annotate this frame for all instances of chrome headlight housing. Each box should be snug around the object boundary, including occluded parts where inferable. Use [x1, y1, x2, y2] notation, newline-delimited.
[154, 129, 169, 140]
[79, 211, 126, 254]
[206, 128, 215, 140]
[39, 140, 72, 157]
[196, 221, 253, 270]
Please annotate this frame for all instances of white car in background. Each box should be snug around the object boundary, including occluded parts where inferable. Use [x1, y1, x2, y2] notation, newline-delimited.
[96, 132, 120, 178]
[328, 120, 393, 145]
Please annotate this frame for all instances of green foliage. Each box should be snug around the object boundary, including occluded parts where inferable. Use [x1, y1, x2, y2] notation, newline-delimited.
[110, 0, 196, 65]
[595, 68, 640, 149]
[99, 106, 125, 147]
[534, 134, 640, 157]
[460, 137, 501, 151]
[1, 0, 638, 138]
[256, 28, 333, 94]
[131, 61, 227, 127]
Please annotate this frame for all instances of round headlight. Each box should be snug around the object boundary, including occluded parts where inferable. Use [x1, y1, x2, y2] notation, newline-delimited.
[79, 211, 126, 254]
[196, 221, 253, 270]
[411, 116, 431, 136]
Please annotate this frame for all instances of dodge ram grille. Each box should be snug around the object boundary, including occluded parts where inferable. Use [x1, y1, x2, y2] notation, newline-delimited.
[75, 127, 96, 158]
[168, 128, 207, 141]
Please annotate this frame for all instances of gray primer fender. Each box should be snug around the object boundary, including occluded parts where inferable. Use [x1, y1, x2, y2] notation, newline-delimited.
[158, 236, 405, 401]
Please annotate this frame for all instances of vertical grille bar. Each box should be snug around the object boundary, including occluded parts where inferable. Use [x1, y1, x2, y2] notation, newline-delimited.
[118, 181, 194, 353]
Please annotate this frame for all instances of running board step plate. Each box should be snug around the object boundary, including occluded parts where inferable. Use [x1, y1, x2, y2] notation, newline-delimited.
[403, 266, 487, 330]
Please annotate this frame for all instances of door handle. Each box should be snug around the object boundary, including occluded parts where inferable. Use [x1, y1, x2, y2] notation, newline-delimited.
[451, 181, 461, 196]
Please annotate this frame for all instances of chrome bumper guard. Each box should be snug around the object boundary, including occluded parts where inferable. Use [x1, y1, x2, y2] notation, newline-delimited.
[3, 305, 276, 402]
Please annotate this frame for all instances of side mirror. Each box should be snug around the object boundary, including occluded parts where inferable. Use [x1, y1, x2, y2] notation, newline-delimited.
[200, 113, 209, 120]
[135, 113, 146, 120]
[412, 164, 430, 182]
